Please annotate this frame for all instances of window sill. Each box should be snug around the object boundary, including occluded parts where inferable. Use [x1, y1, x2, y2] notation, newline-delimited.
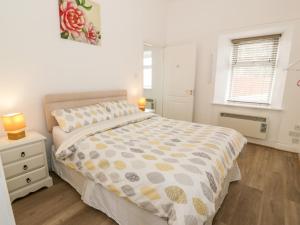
[212, 101, 284, 111]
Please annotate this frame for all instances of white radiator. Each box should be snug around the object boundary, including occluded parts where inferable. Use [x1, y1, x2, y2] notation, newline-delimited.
[219, 113, 268, 139]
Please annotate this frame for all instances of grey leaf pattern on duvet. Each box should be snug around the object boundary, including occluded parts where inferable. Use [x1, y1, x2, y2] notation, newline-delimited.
[56, 114, 247, 225]
[206, 172, 217, 193]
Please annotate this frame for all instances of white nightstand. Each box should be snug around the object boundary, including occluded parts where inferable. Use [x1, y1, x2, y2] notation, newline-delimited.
[0, 131, 53, 202]
[145, 108, 155, 113]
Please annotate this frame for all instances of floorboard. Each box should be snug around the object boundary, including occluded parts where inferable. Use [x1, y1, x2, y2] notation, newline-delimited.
[12, 144, 300, 225]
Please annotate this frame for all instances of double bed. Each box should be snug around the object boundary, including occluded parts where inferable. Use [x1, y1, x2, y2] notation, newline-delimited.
[44, 90, 246, 225]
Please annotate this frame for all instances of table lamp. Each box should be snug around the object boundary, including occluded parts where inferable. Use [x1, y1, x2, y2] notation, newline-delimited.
[138, 97, 146, 111]
[1, 113, 26, 140]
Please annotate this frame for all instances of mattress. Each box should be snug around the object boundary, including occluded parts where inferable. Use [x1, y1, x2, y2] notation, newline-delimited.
[51, 146, 241, 225]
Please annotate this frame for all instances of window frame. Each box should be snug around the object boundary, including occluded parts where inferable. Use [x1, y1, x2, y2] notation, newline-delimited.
[143, 50, 153, 90]
[226, 34, 281, 105]
[213, 24, 294, 110]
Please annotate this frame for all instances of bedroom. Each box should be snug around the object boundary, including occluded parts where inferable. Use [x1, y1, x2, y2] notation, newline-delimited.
[0, 0, 299, 225]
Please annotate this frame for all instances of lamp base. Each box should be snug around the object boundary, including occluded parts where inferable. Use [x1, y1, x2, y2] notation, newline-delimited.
[7, 131, 26, 140]
[139, 106, 145, 111]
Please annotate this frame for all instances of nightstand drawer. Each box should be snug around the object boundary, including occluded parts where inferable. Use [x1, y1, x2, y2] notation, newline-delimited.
[1, 142, 44, 165]
[7, 167, 47, 193]
[4, 155, 45, 179]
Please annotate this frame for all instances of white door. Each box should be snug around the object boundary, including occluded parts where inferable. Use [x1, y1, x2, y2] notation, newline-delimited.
[163, 43, 196, 121]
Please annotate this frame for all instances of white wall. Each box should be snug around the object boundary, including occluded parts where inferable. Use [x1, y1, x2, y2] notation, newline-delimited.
[142, 0, 168, 46]
[142, 0, 168, 115]
[0, 0, 167, 147]
[166, 0, 300, 153]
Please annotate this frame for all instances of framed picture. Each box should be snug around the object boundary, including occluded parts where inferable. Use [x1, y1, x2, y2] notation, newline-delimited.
[59, 0, 101, 45]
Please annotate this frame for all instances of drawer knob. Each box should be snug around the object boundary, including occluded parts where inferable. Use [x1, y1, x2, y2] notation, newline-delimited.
[21, 152, 26, 158]
[23, 165, 28, 171]
[26, 178, 31, 184]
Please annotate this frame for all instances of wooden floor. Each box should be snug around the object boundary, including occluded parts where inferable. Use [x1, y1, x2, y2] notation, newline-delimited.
[12, 144, 300, 225]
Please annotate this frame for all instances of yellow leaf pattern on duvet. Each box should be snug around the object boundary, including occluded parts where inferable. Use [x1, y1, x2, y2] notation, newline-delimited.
[158, 145, 170, 151]
[90, 136, 99, 142]
[224, 152, 229, 164]
[170, 153, 186, 158]
[75, 122, 82, 129]
[107, 184, 121, 196]
[141, 187, 161, 200]
[182, 143, 196, 148]
[193, 198, 208, 216]
[114, 160, 126, 170]
[149, 140, 160, 145]
[142, 154, 157, 160]
[96, 143, 107, 150]
[84, 160, 96, 170]
[57, 114, 247, 225]
[66, 162, 76, 170]
[205, 143, 219, 150]
[57, 119, 66, 129]
[165, 186, 187, 204]
[155, 163, 174, 171]
[98, 160, 110, 169]
[216, 160, 225, 178]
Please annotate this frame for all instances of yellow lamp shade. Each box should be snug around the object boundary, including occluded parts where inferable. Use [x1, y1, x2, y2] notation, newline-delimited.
[2, 113, 26, 140]
[138, 97, 146, 111]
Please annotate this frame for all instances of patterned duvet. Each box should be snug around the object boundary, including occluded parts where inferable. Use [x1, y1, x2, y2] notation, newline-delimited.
[56, 113, 247, 225]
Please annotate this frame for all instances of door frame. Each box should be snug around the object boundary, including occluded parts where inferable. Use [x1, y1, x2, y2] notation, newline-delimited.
[162, 42, 197, 121]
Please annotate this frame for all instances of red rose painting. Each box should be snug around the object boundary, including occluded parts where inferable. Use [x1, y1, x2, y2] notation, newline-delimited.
[59, 0, 101, 45]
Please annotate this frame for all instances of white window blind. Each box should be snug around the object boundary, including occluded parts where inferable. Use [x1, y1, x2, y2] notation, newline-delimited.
[143, 51, 152, 89]
[228, 34, 281, 104]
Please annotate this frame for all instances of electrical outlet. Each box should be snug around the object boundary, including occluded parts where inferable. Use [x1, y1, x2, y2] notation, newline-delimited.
[289, 131, 300, 138]
[292, 138, 300, 145]
[295, 125, 300, 131]
[260, 123, 267, 133]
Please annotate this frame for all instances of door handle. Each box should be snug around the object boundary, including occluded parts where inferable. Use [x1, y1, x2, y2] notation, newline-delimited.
[185, 90, 193, 96]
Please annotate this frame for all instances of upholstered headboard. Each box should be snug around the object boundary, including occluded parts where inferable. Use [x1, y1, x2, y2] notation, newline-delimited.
[43, 90, 127, 132]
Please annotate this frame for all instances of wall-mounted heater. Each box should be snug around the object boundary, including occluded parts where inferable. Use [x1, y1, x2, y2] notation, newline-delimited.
[219, 113, 268, 140]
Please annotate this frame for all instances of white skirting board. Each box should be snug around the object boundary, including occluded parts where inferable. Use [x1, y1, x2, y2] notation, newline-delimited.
[247, 137, 300, 154]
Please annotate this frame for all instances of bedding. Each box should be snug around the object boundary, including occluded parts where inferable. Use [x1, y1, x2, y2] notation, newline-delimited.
[53, 126, 76, 148]
[52, 121, 109, 148]
[100, 100, 141, 118]
[55, 112, 247, 225]
[52, 104, 112, 133]
[51, 147, 241, 225]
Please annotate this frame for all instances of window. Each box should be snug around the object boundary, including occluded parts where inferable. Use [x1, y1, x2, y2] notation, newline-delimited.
[143, 51, 152, 89]
[228, 34, 281, 105]
[214, 26, 292, 110]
